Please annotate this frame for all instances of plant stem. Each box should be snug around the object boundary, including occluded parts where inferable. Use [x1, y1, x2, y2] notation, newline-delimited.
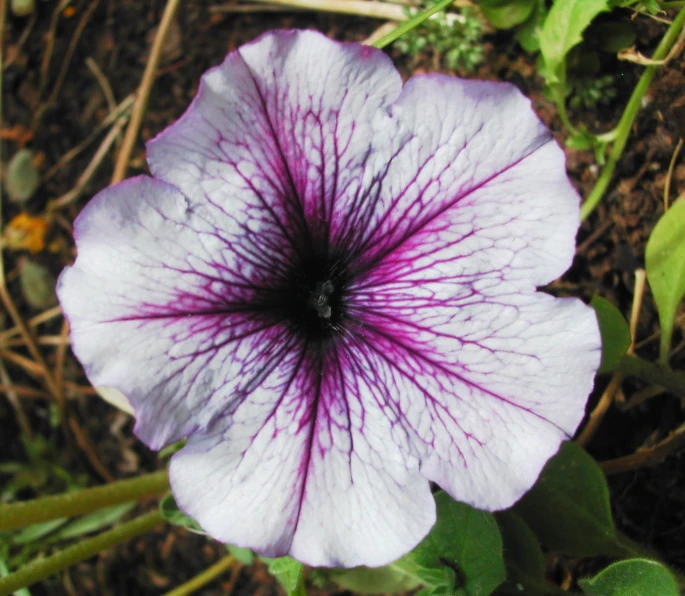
[616, 354, 685, 398]
[110, 0, 181, 183]
[580, 8, 685, 221]
[163, 555, 235, 596]
[372, 0, 457, 49]
[0, 511, 164, 596]
[0, 470, 169, 532]
[552, 63, 579, 137]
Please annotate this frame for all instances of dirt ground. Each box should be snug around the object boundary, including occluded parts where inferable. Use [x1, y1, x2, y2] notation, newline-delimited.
[1, 1, 684, 594]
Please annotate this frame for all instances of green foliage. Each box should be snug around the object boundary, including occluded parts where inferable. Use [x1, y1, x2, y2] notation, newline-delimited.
[263, 556, 304, 595]
[0, 435, 87, 505]
[580, 558, 679, 596]
[394, 5, 485, 73]
[610, 0, 661, 14]
[513, 442, 623, 557]
[514, 0, 548, 53]
[19, 260, 57, 310]
[46, 503, 136, 542]
[333, 564, 422, 594]
[480, 0, 536, 29]
[226, 544, 254, 565]
[5, 149, 39, 203]
[539, 0, 611, 85]
[591, 295, 632, 374]
[645, 200, 685, 365]
[570, 75, 617, 110]
[407, 492, 506, 595]
[331, 494, 506, 595]
[159, 494, 204, 534]
[496, 511, 547, 595]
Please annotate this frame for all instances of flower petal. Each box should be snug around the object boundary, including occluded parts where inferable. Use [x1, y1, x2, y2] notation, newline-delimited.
[170, 344, 435, 567]
[58, 176, 299, 449]
[340, 77, 601, 509]
[342, 75, 580, 289]
[147, 29, 402, 253]
[348, 283, 600, 510]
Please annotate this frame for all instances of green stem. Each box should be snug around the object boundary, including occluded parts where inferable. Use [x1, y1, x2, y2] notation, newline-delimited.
[292, 569, 307, 596]
[616, 354, 685, 397]
[580, 7, 685, 221]
[163, 555, 235, 596]
[0, 511, 164, 596]
[372, 0, 457, 49]
[0, 470, 169, 532]
[552, 63, 579, 138]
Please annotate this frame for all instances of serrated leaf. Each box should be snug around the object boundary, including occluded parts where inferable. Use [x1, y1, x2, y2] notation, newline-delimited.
[539, 0, 611, 84]
[579, 558, 679, 596]
[159, 493, 204, 534]
[513, 442, 622, 557]
[265, 556, 303, 594]
[408, 492, 505, 596]
[591, 296, 631, 373]
[646, 200, 685, 364]
[480, 0, 536, 30]
[5, 149, 39, 203]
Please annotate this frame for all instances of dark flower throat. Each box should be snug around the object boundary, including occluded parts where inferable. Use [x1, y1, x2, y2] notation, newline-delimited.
[275, 254, 348, 343]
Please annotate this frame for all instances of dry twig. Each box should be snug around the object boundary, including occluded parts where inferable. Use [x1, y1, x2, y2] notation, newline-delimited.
[111, 0, 182, 183]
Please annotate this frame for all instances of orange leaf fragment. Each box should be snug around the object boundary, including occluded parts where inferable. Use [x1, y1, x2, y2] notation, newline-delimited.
[3, 213, 50, 253]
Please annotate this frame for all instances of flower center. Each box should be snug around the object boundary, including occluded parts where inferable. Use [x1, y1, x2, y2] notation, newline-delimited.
[308, 280, 335, 320]
[273, 254, 348, 343]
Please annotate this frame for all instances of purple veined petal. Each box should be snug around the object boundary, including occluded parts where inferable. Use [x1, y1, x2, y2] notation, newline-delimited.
[57, 176, 302, 450]
[146, 29, 402, 254]
[170, 342, 435, 568]
[347, 284, 600, 510]
[337, 75, 580, 290]
[58, 29, 602, 568]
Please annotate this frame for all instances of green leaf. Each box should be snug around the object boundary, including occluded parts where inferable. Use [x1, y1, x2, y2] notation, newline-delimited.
[408, 492, 506, 595]
[539, 0, 611, 84]
[591, 296, 631, 374]
[646, 200, 685, 364]
[333, 564, 423, 594]
[159, 493, 204, 534]
[19, 260, 57, 310]
[265, 556, 304, 594]
[5, 149, 39, 203]
[513, 442, 622, 557]
[13, 518, 67, 545]
[515, 0, 548, 53]
[579, 559, 679, 596]
[480, 0, 536, 30]
[226, 544, 254, 565]
[47, 502, 136, 541]
[496, 511, 547, 594]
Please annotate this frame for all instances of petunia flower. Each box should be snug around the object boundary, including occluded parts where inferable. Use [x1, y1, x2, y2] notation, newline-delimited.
[58, 29, 601, 568]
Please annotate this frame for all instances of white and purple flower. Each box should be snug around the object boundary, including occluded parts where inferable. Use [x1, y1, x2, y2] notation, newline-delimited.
[58, 30, 601, 567]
